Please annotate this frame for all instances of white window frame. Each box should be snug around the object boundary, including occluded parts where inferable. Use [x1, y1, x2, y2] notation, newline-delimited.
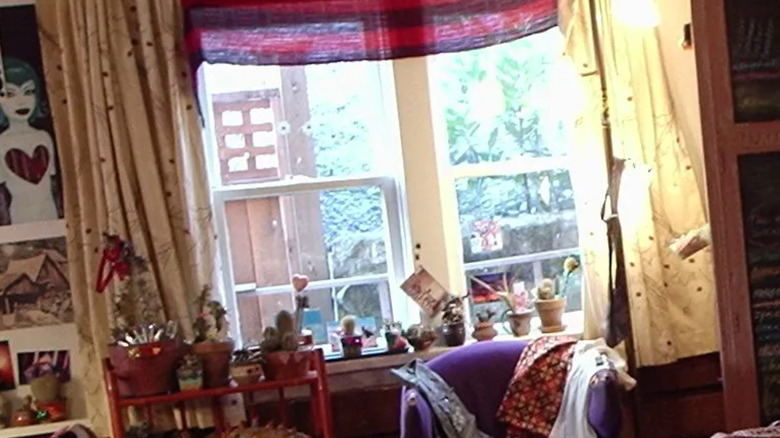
[199, 41, 585, 343]
[199, 63, 414, 344]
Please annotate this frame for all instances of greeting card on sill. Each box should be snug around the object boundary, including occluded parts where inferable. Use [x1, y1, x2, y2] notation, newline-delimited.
[401, 267, 448, 317]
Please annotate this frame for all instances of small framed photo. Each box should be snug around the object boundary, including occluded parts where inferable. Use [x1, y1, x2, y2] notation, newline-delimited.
[401, 267, 448, 317]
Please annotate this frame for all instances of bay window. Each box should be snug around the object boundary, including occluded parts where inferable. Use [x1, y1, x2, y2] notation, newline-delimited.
[200, 28, 583, 346]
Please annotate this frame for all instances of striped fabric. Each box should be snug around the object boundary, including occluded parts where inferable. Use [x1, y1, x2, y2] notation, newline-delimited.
[182, 0, 557, 68]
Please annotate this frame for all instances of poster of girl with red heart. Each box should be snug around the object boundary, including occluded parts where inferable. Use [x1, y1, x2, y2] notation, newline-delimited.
[0, 5, 62, 226]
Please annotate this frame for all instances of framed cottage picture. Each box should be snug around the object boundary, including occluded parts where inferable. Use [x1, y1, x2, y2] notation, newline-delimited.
[0, 236, 71, 330]
[0, 3, 63, 226]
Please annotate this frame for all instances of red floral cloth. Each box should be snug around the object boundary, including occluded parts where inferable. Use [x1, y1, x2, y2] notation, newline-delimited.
[497, 336, 578, 438]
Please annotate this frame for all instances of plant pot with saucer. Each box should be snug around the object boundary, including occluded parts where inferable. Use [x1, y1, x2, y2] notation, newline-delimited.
[471, 309, 498, 341]
[533, 257, 580, 334]
[498, 288, 535, 337]
[192, 286, 233, 388]
[440, 295, 467, 347]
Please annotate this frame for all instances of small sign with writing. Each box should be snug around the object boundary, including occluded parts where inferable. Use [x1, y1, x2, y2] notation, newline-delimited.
[401, 268, 449, 317]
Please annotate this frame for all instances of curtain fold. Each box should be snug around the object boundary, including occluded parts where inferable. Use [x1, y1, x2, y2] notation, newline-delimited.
[36, 0, 217, 433]
[182, 0, 557, 69]
[561, 0, 719, 366]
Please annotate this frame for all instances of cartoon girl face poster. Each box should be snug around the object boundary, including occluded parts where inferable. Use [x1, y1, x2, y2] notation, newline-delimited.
[0, 5, 63, 226]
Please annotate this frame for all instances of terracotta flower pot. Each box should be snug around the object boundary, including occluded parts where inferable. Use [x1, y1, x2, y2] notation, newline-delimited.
[472, 322, 498, 342]
[535, 298, 567, 333]
[505, 311, 533, 337]
[442, 322, 466, 347]
[109, 339, 184, 397]
[261, 350, 313, 381]
[192, 340, 234, 388]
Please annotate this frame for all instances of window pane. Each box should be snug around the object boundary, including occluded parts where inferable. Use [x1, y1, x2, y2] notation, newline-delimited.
[466, 255, 583, 325]
[432, 28, 579, 165]
[236, 282, 392, 345]
[224, 187, 388, 289]
[203, 62, 392, 186]
[456, 172, 579, 263]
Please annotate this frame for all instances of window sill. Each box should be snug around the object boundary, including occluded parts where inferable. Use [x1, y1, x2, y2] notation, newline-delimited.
[247, 311, 583, 402]
[325, 310, 584, 376]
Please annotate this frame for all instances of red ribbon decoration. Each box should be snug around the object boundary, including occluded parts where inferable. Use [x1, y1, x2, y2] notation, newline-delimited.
[95, 235, 132, 294]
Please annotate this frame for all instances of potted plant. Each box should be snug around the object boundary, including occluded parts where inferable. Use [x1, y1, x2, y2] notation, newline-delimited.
[339, 315, 363, 359]
[230, 347, 264, 386]
[441, 296, 466, 347]
[98, 234, 184, 397]
[472, 309, 498, 341]
[260, 310, 313, 381]
[498, 289, 535, 337]
[403, 324, 437, 351]
[533, 255, 580, 333]
[383, 320, 409, 352]
[192, 286, 233, 388]
[176, 354, 203, 391]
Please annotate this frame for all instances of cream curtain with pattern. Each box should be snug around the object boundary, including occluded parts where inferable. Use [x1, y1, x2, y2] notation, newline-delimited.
[36, 0, 216, 434]
[561, 0, 719, 366]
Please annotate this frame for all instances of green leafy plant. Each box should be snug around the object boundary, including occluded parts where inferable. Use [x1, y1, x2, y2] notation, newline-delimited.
[193, 285, 229, 343]
[441, 295, 466, 325]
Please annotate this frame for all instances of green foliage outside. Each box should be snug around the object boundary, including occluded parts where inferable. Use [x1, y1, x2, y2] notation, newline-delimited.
[303, 29, 581, 321]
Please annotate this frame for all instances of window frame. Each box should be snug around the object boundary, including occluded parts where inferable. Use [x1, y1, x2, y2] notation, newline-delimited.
[199, 63, 413, 344]
[199, 43, 585, 344]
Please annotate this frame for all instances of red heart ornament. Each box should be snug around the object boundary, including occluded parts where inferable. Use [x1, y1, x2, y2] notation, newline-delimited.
[291, 274, 309, 293]
[5, 145, 50, 184]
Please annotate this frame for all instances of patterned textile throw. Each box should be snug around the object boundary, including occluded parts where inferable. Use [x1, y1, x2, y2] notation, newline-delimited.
[182, 0, 557, 69]
[497, 336, 578, 438]
[712, 422, 780, 437]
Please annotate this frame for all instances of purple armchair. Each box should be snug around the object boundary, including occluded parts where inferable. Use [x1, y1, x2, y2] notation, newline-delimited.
[399, 341, 623, 438]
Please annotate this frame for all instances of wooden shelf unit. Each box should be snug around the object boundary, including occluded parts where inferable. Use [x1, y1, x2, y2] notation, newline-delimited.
[103, 349, 333, 438]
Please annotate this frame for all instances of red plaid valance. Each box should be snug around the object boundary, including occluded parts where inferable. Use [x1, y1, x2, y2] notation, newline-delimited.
[182, 0, 557, 68]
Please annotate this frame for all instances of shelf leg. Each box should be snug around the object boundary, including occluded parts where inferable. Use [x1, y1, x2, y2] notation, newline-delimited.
[144, 405, 154, 430]
[314, 350, 334, 438]
[277, 388, 289, 426]
[212, 396, 226, 432]
[177, 401, 189, 431]
[309, 382, 322, 436]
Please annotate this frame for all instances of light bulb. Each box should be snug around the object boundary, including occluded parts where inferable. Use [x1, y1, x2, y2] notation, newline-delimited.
[614, 0, 661, 28]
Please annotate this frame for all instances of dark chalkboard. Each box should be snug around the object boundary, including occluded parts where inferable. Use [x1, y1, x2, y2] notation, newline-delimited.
[726, 0, 780, 122]
[739, 152, 780, 423]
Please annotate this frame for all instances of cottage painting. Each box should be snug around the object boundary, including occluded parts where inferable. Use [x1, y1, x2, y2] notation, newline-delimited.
[0, 237, 71, 330]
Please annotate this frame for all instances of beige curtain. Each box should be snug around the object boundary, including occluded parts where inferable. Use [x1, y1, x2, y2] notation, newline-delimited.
[561, 0, 719, 366]
[36, 0, 216, 434]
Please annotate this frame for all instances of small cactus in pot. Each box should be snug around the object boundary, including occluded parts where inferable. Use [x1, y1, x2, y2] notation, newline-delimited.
[260, 310, 312, 381]
[340, 315, 363, 359]
[472, 309, 498, 341]
[533, 255, 580, 333]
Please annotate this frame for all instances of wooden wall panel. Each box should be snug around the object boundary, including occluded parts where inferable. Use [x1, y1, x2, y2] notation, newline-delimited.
[634, 353, 725, 438]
